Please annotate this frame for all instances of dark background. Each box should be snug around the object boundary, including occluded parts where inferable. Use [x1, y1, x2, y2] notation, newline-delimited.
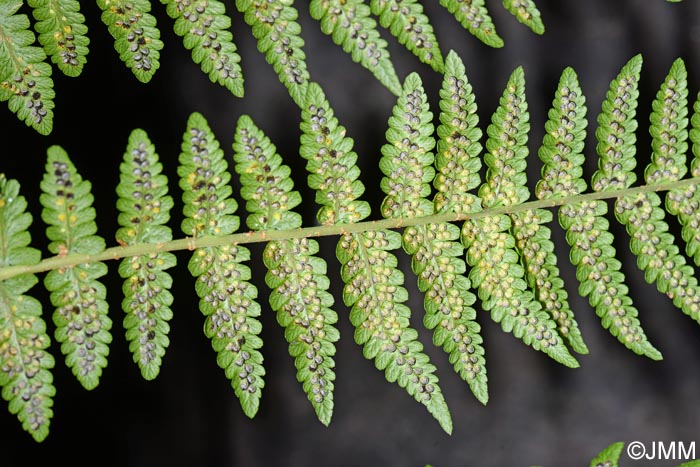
[1, 0, 700, 466]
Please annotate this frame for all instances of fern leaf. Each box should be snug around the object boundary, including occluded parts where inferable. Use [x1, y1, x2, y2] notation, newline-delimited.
[161, 0, 244, 97]
[596, 58, 700, 326]
[432, 52, 488, 402]
[369, 0, 444, 72]
[465, 67, 578, 368]
[96, 0, 163, 83]
[589, 442, 624, 467]
[233, 115, 338, 426]
[501, 0, 544, 34]
[539, 66, 659, 359]
[40, 146, 112, 390]
[0, 0, 55, 135]
[236, 0, 309, 106]
[179, 112, 264, 418]
[310, 0, 401, 95]
[658, 66, 700, 267]
[116, 129, 176, 380]
[0, 175, 55, 442]
[672, 92, 700, 265]
[301, 82, 452, 433]
[382, 70, 487, 404]
[438, 0, 503, 48]
[479, 66, 586, 354]
[27, 0, 89, 77]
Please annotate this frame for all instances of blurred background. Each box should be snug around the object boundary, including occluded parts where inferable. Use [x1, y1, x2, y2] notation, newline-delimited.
[1, 0, 700, 465]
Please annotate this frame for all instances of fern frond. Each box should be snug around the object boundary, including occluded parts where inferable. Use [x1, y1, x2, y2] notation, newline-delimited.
[0, 175, 55, 442]
[381, 70, 487, 404]
[96, 0, 163, 83]
[236, 0, 309, 106]
[592, 54, 643, 193]
[465, 67, 578, 368]
[116, 129, 175, 381]
[233, 115, 338, 426]
[0, 0, 54, 135]
[310, 0, 401, 96]
[526, 69, 587, 354]
[438, 0, 503, 48]
[539, 66, 659, 359]
[480, 67, 584, 353]
[657, 66, 700, 267]
[431, 52, 488, 402]
[501, 0, 544, 34]
[179, 112, 264, 418]
[369, 0, 444, 72]
[589, 442, 624, 467]
[27, 0, 89, 77]
[40, 146, 112, 390]
[301, 83, 452, 433]
[673, 93, 700, 265]
[162, 0, 244, 97]
[598, 58, 700, 326]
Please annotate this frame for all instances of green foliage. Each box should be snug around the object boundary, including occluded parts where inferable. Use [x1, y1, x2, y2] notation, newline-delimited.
[464, 66, 578, 368]
[602, 58, 700, 325]
[40, 146, 112, 390]
[27, 0, 89, 77]
[0, 0, 55, 135]
[545, 63, 660, 359]
[236, 0, 309, 106]
[178, 112, 264, 418]
[369, 0, 444, 72]
[502, 0, 544, 34]
[301, 82, 453, 433]
[116, 130, 176, 380]
[233, 115, 338, 425]
[0, 175, 55, 442]
[588, 442, 623, 467]
[96, 0, 163, 83]
[671, 93, 700, 265]
[161, 0, 244, 97]
[438, 0, 503, 48]
[382, 69, 487, 404]
[310, 0, 401, 96]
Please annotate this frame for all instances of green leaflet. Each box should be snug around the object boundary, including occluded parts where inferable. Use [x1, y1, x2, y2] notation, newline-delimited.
[481, 66, 584, 354]
[178, 112, 264, 418]
[301, 82, 453, 434]
[673, 93, 700, 265]
[589, 442, 624, 467]
[540, 66, 658, 359]
[27, 0, 89, 77]
[310, 0, 401, 96]
[0, 0, 55, 135]
[40, 146, 112, 390]
[658, 64, 700, 267]
[369, 0, 444, 72]
[381, 70, 487, 404]
[161, 0, 244, 97]
[0, 175, 55, 442]
[233, 115, 338, 426]
[431, 51, 487, 403]
[462, 68, 578, 367]
[116, 129, 176, 381]
[465, 67, 578, 368]
[96, 0, 163, 83]
[236, 0, 309, 106]
[592, 54, 643, 193]
[600, 58, 700, 326]
[438, 0, 503, 48]
[501, 0, 544, 34]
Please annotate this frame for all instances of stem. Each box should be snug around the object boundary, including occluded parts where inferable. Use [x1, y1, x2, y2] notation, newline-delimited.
[2, 176, 699, 281]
